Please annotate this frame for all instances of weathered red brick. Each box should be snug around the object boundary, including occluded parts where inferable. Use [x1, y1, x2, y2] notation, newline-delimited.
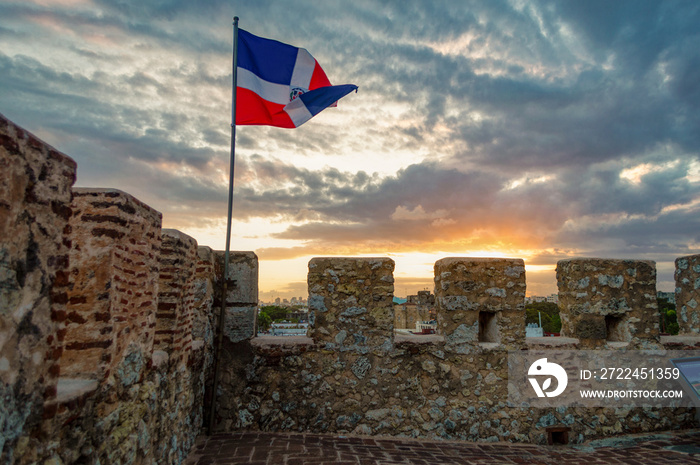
[51, 291, 69, 305]
[91, 228, 125, 239]
[51, 200, 72, 220]
[54, 270, 70, 287]
[65, 340, 112, 350]
[50, 347, 63, 361]
[42, 402, 58, 420]
[48, 364, 61, 377]
[68, 296, 87, 305]
[66, 312, 87, 324]
[44, 384, 57, 399]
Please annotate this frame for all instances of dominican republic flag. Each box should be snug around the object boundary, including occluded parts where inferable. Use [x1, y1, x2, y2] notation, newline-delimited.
[236, 29, 357, 128]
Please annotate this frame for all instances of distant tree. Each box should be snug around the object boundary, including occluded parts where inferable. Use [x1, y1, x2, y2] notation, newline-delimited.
[257, 311, 272, 332]
[260, 305, 289, 322]
[525, 302, 562, 333]
[658, 298, 678, 335]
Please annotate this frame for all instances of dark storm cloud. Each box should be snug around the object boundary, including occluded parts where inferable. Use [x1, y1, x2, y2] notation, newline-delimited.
[547, 1, 700, 73]
[233, 153, 699, 261]
[0, 50, 231, 171]
[0, 53, 99, 96]
[554, 158, 699, 217]
[237, 159, 503, 228]
[0, 2, 231, 59]
[233, 155, 381, 220]
[559, 201, 700, 250]
[321, 1, 700, 172]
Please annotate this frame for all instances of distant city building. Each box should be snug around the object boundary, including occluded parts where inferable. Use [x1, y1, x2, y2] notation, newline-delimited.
[414, 320, 437, 334]
[395, 290, 435, 330]
[259, 297, 308, 308]
[268, 322, 308, 336]
[525, 294, 559, 304]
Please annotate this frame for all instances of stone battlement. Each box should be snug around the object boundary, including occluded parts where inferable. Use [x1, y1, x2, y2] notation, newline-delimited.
[2, 113, 700, 465]
[215, 255, 700, 444]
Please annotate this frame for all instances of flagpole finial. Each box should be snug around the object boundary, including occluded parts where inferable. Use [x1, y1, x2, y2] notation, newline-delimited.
[233, 16, 239, 23]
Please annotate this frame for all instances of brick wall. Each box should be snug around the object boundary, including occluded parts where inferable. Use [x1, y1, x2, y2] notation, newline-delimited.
[0, 113, 76, 464]
[62, 188, 161, 381]
[156, 229, 197, 366]
[0, 115, 248, 465]
[193, 247, 216, 348]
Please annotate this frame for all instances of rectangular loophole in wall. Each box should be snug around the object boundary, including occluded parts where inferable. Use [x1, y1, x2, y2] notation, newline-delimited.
[546, 426, 570, 445]
[478, 311, 499, 343]
[605, 314, 625, 342]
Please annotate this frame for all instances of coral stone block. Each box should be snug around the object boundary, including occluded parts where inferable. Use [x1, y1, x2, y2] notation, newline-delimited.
[434, 258, 526, 350]
[557, 258, 658, 346]
[307, 257, 395, 352]
[675, 254, 700, 334]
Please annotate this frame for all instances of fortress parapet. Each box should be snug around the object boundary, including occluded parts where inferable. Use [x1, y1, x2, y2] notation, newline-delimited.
[675, 254, 700, 334]
[434, 257, 526, 351]
[557, 258, 659, 348]
[215, 250, 258, 343]
[307, 257, 395, 353]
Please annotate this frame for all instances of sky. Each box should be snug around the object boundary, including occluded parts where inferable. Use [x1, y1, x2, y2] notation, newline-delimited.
[1, 0, 699, 300]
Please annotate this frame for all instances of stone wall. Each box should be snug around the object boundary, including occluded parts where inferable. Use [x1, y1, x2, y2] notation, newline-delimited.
[675, 254, 700, 334]
[47, 203, 248, 465]
[0, 113, 76, 465]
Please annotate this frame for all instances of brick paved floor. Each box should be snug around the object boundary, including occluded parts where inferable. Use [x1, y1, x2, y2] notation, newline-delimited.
[184, 429, 700, 465]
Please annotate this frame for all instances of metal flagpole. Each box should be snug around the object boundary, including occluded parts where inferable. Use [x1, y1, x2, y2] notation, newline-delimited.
[208, 15, 239, 436]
